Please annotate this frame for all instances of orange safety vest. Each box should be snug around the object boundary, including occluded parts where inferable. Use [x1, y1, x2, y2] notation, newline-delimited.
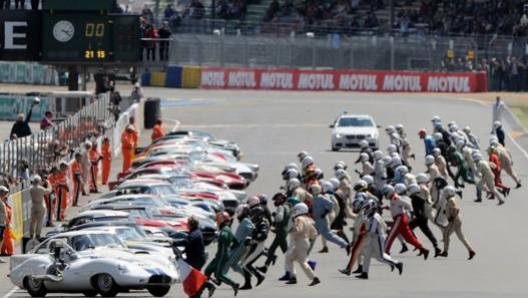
[102, 143, 112, 161]
[151, 124, 165, 141]
[89, 148, 101, 164]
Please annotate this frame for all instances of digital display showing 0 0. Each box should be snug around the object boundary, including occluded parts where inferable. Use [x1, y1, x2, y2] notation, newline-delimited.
[42, 13, 113, 62]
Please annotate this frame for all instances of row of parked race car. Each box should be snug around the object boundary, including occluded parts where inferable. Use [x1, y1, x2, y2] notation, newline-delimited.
[9, 130, 259, 297]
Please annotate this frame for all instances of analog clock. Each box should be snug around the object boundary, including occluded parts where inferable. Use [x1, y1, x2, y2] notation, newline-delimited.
[52, 20, 75, 42]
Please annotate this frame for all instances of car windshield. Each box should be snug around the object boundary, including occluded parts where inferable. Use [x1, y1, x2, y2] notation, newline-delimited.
[113, 227, 147, 241]
[70, 233, 126, 251]
[127, 209, 151, 219]
[337, 117, 374, 127]
[154, 185, 177, 195]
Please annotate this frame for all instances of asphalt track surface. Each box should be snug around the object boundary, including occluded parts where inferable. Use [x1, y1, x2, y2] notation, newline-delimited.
[2, 90, 528, 298]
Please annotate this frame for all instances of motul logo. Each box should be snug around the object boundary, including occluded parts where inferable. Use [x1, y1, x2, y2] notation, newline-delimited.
[382, 75, 422, 91]
[339, 74, 378, 91]
[427, 76, 470, 92]
[228, 71, 256, 88]
[297, 74, 334, 90]
[201, 71, 225, 87]
[260, 72, 293, 89]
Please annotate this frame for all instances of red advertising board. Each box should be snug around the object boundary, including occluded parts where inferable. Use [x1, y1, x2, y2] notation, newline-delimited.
[200, 68, 488, 93]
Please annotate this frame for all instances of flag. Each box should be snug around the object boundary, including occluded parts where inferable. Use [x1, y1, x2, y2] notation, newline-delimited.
[176, 258, 207, 297]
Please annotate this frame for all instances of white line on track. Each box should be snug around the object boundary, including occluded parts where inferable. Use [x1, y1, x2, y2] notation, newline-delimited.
[2, 287, 18, 298]
[180, 124, 327, 129]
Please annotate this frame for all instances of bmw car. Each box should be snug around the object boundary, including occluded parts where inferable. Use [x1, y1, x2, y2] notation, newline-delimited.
[330, 113, 380, 151]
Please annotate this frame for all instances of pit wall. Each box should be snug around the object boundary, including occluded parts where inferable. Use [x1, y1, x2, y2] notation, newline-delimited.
[141, 67, 488, 93]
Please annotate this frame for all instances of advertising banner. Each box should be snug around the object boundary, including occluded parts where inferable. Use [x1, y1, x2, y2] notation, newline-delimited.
[200, 68, 487, 93]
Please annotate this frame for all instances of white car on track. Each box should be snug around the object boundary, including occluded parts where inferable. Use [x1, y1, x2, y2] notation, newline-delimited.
[9, 231, 179, 297]
[330, 113, 380, 151]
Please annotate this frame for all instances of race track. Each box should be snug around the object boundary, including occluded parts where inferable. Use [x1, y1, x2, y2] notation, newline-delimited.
[2, 90, 528, 298]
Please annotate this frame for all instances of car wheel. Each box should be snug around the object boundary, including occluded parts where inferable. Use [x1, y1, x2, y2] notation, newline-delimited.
[147, 286, 171, 297]
[82, 290, 98, 297]
[95, 273, 119, 297]
[25, 276, 48, 297]
[331, 144, 339, 152]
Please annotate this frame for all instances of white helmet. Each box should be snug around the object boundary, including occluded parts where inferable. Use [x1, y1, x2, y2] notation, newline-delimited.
[353, 180, 368, 192]
[321, 181, 334, 193]
[286, 168, 299, 180]
[360, 153, 369, 162]
[448, 121, 457, 128]
[297, 151, 308, 162]
[463, 126, 471, 134]
[432, 148, 441, 157]
[285, 163, 299, 170]
[490, 138, 498, 146]
[361, 199, 377, 216]
[362, 175, 374, 186]
[394, 183, 407, 195]
[292, 203, 309, 217]
[334, 161, 347, 171]
[433, 133, 443, 141]
[416, 173, 429, 184]
[443, 186, 456, 198]
[385, 125, 395, 134]
[352, 193, 367, 211]
[387, 144, 398, 154]
[329, 178, 340, 190]
[472, 152, 483, 162]
[391, 156, 402, 167]
[431, 116, 441, 123]
[381, 156, 393, 166]
[381, 185, 395, 196]
[456, 140, 465, 150]
[359, 140, 369, 149]
[310, 184, 322, 196]
[449, 125, 458, 133]
[247, 196, 261, 207]
[396, 165, 409, 175]
[235, 204, 250, 218]
[493, 121, 502, 129]
[335, 169, 347, 180]
[373, 150, 383, 161]
[425, 155, 435, 166]
[407, 183, 420, 195]
[395, 124, 404, 132]
[287, 178, 301, 191]
[302, 156, 314, 169]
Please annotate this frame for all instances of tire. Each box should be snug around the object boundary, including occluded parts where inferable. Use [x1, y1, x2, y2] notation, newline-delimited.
[331, 144, 339, 152]
[25, 277, 48, 297]
[83, 290, 98, 297]
[147, 286, 170, 297]
[95, 273, 119, 297]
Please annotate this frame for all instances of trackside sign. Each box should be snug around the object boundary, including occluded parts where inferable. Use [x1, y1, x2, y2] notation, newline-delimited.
[200, 68, 487, 92]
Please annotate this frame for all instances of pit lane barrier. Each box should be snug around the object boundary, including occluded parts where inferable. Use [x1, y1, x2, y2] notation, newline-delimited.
[3, 93, 146, 252]
[141, 67, 488, 93]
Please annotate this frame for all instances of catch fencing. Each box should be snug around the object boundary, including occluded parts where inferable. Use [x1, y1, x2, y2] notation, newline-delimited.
[169, 34, 483, 71]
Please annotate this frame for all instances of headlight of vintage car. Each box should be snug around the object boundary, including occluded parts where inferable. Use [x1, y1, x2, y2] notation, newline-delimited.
[334, 134, 343, 139]
[117, 263, 129, 274]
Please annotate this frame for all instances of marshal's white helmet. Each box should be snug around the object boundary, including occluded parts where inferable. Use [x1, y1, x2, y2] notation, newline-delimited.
[373, 150, 383, 161]
[362, 175, 374, 186]
[360, 153, 369, 162]
[302, 156, 314, 169]
[416, 173, 429, 184]
[432, 148, 441, 157]
[425, 155, 435, 166]
[359, 140, 369, 149]
[387, 144, 398, 154]
[407, 183, 420, 195]
[287, 178, 301, 191]
[394, 183, 407, 195]
[292, 203, 309, 217]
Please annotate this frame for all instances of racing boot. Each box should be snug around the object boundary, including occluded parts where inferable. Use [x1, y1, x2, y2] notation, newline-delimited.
[278, 271, 291, 281]
[239, 270, 252, 290]
[355, 272, 368, 280]
[308, 277, 320, 286]
[399, 243, 409, 254]
[319, 246, 329, 253]
[352, 265, 363, 274]
[338, 268, 351, 276]
[285, 276, 297, 285]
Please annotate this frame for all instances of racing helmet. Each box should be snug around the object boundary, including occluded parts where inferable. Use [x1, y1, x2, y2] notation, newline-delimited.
[407, 183, 420, 196]
[292, 203, 309, 217]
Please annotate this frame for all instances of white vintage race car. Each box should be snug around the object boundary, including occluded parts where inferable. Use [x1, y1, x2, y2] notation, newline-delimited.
[10, 231, 179, 297]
